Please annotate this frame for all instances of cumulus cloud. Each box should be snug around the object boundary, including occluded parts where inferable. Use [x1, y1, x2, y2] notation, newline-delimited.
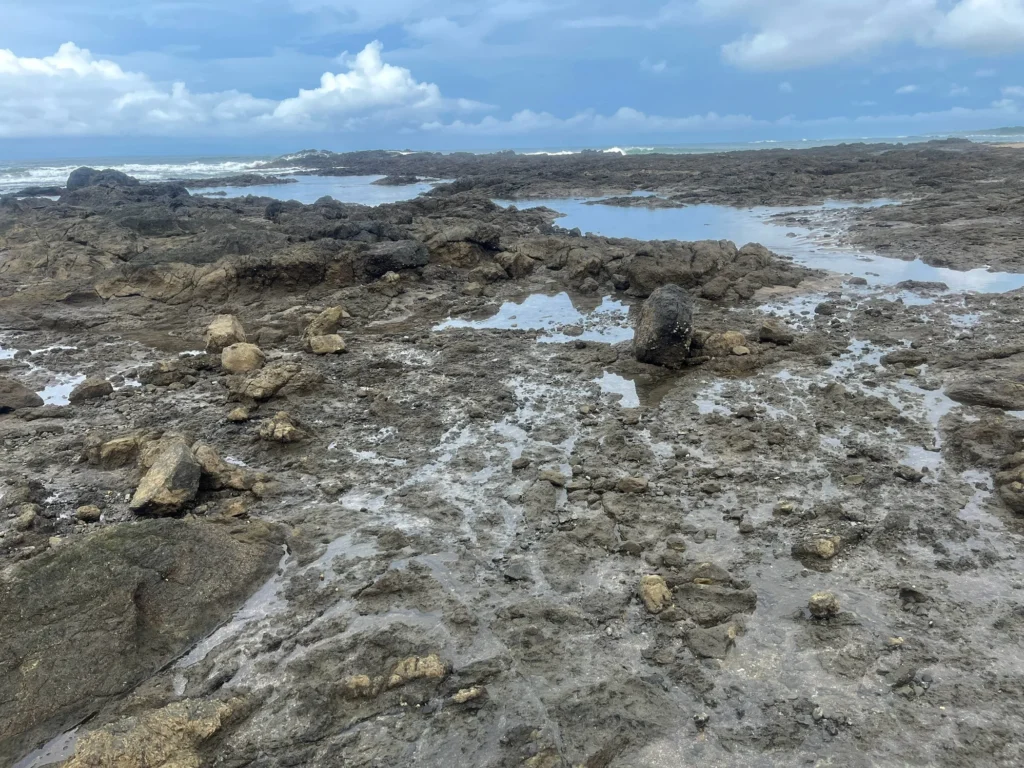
[895, 84, 919, 94]
[1003, 85, 1024, 97]
[701, 0, 1024, 71]
[0, 40, 483, 137]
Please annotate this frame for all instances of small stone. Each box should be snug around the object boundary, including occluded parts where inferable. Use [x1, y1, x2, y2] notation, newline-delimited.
[808, 591, 840, 618]
[221, 499, 248, 518]
[341, 674, 375, 699]
[303, 306, 350, 339]
[451, 686, 486, 705]
[639, 574, 673, 614]
[759, 319, 796, 345]
[512, 457, 532, 470]
[227, 407, 251, 423]
[307, 334, 346, 355]
[731, 345, 751, 356]
[773, 500, 796, 515]
[258, 412, 307, 443]
[221, 343, 265, 374]
[461, 282, 484, 297]
[616, 477, 649, 494]
[738, 518, 755, 534]
[69, 377, 114, 404]
[75, 505, 102, 522]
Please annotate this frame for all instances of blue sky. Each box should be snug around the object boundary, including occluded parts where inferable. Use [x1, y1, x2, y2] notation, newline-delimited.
[2, 0, 1024, 157]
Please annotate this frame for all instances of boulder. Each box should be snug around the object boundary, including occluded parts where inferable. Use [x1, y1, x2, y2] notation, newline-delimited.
[204, 314, 246, 353]
[359, 240, 429, 279]
[258, 412, 307, 443]
[0, 519, 281, 764]
[68, 377, 113, 404]
[231, 362, 302, 401]
[75, 505, 102, 522]
[303, 306, 350, 340]
[0, 377, 43, 412]
[633, 284, 694, 368]
[946, 376, 1024, 411]
[307, 334, 346, 355]
[221, 343, 266, 374]
[192, 443, 258, 491]
[129, 437, 202, 515]
[759, 319, 795, 345]
[65, 167, 139, 191]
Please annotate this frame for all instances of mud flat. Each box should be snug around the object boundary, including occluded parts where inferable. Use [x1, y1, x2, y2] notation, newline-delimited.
[2, 142, 1024, 767]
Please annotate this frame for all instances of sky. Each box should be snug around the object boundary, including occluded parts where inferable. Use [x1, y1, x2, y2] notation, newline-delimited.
[2, 0, 1024, 158]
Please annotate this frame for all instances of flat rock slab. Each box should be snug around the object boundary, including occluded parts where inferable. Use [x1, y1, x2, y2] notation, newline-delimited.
[0, 518, 283, 764]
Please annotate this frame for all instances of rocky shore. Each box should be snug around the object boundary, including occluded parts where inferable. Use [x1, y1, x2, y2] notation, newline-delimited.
[2, 142, 1024, 767]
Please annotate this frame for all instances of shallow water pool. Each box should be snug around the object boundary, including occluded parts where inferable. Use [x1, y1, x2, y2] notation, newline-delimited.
[500, 197, 1024, 293]
[191, 174, 439, 206]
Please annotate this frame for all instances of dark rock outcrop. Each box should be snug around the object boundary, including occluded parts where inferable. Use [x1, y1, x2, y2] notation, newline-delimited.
[66, 167, 140, 192]
[0, 518, 283, 764]
[0, 377, 43, 412]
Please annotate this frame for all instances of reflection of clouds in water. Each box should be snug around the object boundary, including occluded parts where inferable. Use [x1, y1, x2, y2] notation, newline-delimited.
[500, 198, 1024, 294]
[435, 292, 633, 343]
[594, 371, 640, 408]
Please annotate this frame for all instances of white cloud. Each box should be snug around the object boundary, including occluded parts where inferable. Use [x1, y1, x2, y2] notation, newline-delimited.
[700, 0, 1024, 71]
[422, 106, 761, 136]
[779, 81, 793, 93]
[0, 40, 484, 137]
[948, 83, 969, 96]
[896, 84, 919, 94]
[933, 0, 1024, 51]
[976, 68, 998, 77]
[1003, 85, 1024, 97]
[641, 57, 669, 74]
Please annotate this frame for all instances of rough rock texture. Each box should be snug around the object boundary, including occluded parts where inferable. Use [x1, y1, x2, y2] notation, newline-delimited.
[129, 437, 202, 514]
[204, 315, 247, 354]
[64, 698, 243, 768]
[633, 284, 695, 368]
[68, 377, 114, 404]
[946, 376, 1024, 411]
[307, 334, 346, 355]
[0, 519, 281, 763]
[221, 343, 266, 374]
[0, 377, 43, 412]
[66, 167, 140, 192]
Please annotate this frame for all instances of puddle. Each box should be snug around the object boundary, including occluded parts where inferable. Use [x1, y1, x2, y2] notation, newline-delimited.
[501, 198, 1024, 293]
[12, 729, 79, 768]
[435, 292, 632, 343]
[38, 374, 86, 406]
[190, 174, 440, 206]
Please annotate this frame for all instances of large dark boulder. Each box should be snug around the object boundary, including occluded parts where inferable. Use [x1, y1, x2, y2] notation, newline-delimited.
[633, 284, 694, 368]
[66, 167, 140, 191]
[359, 240, 429, 278]
[0, 518, 283, 764]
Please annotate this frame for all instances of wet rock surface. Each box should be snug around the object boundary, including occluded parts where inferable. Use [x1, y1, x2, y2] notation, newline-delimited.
[3, 145, 1024, 767]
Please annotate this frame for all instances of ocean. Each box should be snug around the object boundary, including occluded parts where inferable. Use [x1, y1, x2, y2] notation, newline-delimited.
[3, 131, 1022, 199]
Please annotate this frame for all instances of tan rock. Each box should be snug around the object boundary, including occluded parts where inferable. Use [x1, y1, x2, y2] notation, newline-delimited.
[307, 334, 346, 355]
[731, 345, 751, 356]
[387, 654, 448, 688]
[808, 591, 840, 618]
[341, 674, 376, 699]
[640, 574, 673, 614]
[703, 331, 747, 357]
[65, 699, 239, 768]
[193, 442, 257, 491]
[76, 505, 102, 522]
[232, 362, 301, 401]
[221, 343, 265, 374]
[129, 436, 201, 515]
[258, 412, 307, 443]
[303, 306, 350, 341]
[227, 406, 250, 423]
[204, 314, 246, 353]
